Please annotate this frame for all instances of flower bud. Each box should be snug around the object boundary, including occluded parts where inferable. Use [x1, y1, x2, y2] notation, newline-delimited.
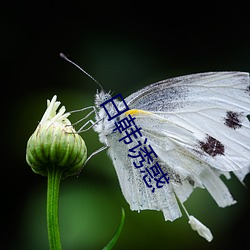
[26, 95, 87, 178]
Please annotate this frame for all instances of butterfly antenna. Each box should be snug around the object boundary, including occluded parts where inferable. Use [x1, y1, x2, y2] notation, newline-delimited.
[60, 53, 104, 91]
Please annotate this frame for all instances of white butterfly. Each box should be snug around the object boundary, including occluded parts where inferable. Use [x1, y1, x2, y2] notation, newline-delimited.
[74, 70, 250, 241]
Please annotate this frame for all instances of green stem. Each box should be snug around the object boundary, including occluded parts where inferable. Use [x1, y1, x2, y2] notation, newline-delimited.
[47, 165, 63, 250]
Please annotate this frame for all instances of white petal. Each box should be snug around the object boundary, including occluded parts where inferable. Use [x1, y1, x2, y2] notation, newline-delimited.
[40, 95, 71, 125]
[188, 215, 213, 242]
[40, 95, 57, 123]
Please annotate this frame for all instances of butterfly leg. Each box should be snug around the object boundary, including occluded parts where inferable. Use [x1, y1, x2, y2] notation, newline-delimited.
[70, 106, 96, 126]
[68, 106, 101, 132]
[85, 145, 108, 165]
[77, 145, 108, 176]
[76, 119, 96, 132]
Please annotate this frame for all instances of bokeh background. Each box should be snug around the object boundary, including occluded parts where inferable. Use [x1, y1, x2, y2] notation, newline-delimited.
[2, 1, 250, 250]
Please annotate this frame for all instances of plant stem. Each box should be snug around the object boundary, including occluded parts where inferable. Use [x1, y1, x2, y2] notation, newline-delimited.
[47, 165, 63, 250]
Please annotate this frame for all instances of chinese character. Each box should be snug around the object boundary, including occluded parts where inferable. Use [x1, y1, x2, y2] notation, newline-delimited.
[141, 162, 169, 192]
[100, 92, 170, 190]
[100, 93, 130, 121]
[128, 138, 157, 163]
[113, 114, 136, 133]
[119, 125, 142, 144]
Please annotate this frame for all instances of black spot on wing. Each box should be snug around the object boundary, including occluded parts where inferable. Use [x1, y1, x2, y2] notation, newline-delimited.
[224, 111, 243, 130]
[199, 135, 225, 157]
[187, 177, 195, 186]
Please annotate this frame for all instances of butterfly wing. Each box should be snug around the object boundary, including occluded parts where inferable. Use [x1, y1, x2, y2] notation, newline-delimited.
[106, 130, 182, 221]
[105, 72, 250, 221]
[125, 72, 250, 173]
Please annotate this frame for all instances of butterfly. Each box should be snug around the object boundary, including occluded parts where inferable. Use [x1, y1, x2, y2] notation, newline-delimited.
[60, 52, 250, 242]
[87, 71, 250, 241]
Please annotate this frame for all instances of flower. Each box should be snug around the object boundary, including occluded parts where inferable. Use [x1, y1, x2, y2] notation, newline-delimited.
[26, 95, 87, 178]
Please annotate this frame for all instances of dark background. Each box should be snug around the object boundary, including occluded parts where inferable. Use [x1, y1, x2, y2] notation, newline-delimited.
[2, 1, 250, 250]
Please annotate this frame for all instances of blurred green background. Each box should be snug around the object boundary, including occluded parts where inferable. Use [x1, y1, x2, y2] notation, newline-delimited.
[2, 2, 250, 250]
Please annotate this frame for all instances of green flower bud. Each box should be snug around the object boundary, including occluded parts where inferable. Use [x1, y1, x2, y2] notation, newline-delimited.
[26, 95, 87, 178]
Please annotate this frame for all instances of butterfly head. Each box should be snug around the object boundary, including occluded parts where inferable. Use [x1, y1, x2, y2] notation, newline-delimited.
[94, 89, 112, 107]
[93, 90, 120, 145]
